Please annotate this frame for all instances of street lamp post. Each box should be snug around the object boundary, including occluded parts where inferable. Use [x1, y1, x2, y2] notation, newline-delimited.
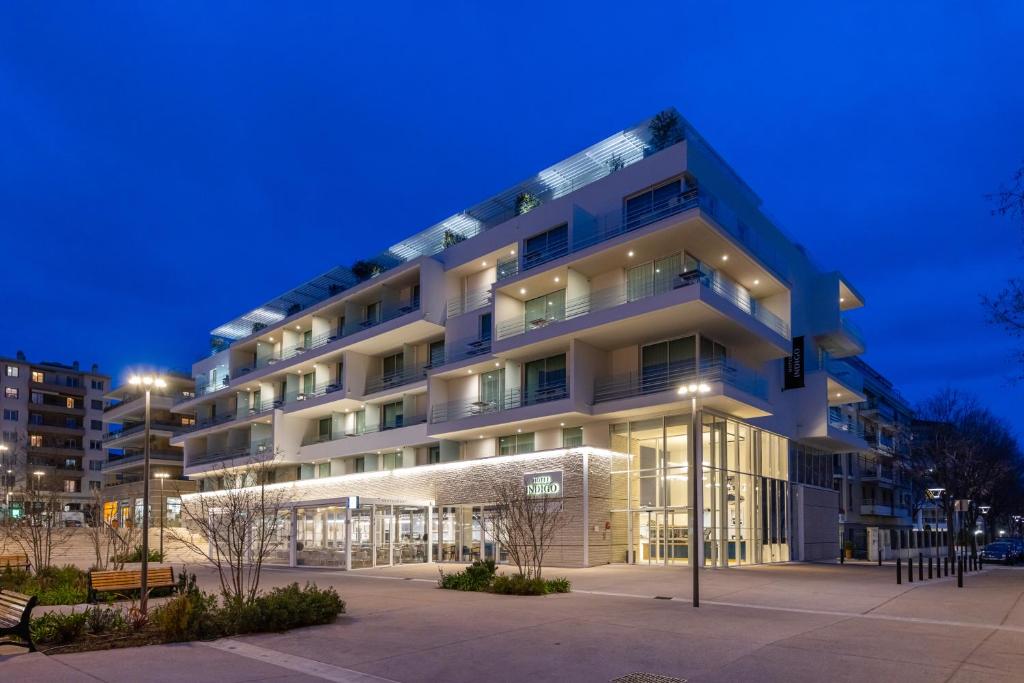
[155, 472, 169, 558]
[129, 373, 166, 616]
[678, 380, 710, 608]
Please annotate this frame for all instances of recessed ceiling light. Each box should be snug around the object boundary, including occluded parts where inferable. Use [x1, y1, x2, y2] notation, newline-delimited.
[478, 435, 483, 439]
[516, 428, 522, 433]
[481, 261, 487, 267]
[836, 392, 842, 398]
[753, 279, 760, 285]
[840, 297, 846, 303]
[627, 250, 634, 257]
[560, 422, 565, 427]
[554, 276, 560, 283]
[519, 288, 527, 295]
[468, 369, 473, 374]
[295, 325, 300, 330]
[510, 249, 516, 255]
[268, 337, 274, 342]
[721, 255, 729, 261]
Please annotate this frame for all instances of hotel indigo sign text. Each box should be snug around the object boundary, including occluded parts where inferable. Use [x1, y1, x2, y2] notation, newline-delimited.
[525, 471, 563, 497]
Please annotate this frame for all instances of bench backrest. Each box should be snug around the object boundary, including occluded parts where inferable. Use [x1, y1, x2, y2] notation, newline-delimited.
[0, 590, 35, 623]
[90, 567, 175, 591]
[0, 554, 29, 566]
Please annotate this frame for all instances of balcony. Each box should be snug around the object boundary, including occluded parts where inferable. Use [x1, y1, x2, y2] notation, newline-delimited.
[283, 380, 344, 406]
[364, 365, 428, 396]
[593, 359, 767, 404]
[430, 382, 568, 424]
[440, 336, 492, 367]
[102, 452, 184, 471]
[860, 463, 895, 484]
[302, 414, 428, 446]
[496, 271, 789, 343]
[180, 400, 279, 435]
[446, 289, 492, 318]
[860, 500, 906, 517]
[105, 390, 194, 412]
[186, 438, 274, 469]
[817, 316, 866, 358]
[102, 420, 190, 444]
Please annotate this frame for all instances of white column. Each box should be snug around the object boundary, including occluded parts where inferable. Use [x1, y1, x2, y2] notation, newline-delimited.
[289, 508, 298, 567]
[689, 402, 704, 568]
[426, 505, 433, 563]
[582, 450, 590, 568]
[345, 508, 352, 571]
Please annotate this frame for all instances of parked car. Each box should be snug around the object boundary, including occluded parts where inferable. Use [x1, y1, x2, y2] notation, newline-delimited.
[980, 541, 1019, 565]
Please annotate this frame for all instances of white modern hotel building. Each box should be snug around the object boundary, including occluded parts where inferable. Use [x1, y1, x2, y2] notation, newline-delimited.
[171, 109, 872, 569]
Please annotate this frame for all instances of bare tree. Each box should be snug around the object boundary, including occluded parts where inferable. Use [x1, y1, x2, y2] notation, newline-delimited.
[984, 162, 1024, 377]
[169, 459, 290, 604]
[485, 479, 569, 580]
[83, 489, 140, 570]
[910, 389, 1018, 559]
[8, 483, 74, 572]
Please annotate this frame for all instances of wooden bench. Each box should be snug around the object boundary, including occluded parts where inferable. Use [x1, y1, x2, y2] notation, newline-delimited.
[0, 589, 37, 652]
[0, 553, 31, 572]
[87, 567, 176, 603]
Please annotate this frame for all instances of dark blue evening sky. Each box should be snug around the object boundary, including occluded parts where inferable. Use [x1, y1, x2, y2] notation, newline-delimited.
[2, 3, 1023, 432]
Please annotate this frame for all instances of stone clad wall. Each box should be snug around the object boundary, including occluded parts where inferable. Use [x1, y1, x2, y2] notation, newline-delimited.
[0, 528, 208, 570]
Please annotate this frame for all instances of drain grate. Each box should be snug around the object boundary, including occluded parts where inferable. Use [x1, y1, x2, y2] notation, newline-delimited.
[611, 674, 687, 683]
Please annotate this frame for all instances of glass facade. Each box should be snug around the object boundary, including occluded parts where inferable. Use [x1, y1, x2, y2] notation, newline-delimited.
[609, 412, 790, 566]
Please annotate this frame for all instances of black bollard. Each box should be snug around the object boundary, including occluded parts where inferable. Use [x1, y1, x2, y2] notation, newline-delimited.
[896, 557, 902, 585]
[957, 557, 963, 588]
[979, 556, 983, 570]
[908, 556, 914, 583]
[919, 553, 924, 581]
[928, 557, 933, 579]
[944, 557, 949, 576]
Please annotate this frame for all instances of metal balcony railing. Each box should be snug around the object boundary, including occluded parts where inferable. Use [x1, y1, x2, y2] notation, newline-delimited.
[495, 271, 789, 342]
[102, 452, 184, 470]
[495, 254, 520, 282]
[441, 336, 492, 365]
[105, 390, 194, 411]
[187, 439, 274, 467]
[283, 380, 344, 405]
[446, 289, 492, 317]
[430, 382, 568, 423]
[829, 413, 865, 439]
[364, 365, 428, 395]
[593, 359, 768, 403]
[102, 421, 191, 442]
[302, 414, 428, 446]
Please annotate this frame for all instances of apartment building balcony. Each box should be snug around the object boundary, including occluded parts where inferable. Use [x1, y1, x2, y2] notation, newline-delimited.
[102, 451, 184, 474]
[28, 395, 85, 415]
[861, 396, 898, 426]
[298, 414, 429, 462]
[30, 376, 86, 396]
[860, 463, 896, 485]
[428, 382, 573, 438]
[495, 271, 789, 356]
[816, 317, 865, 358]
[185, 438, 275, 473]
[102, 420, 190, 447]
[438, 336, 493, 369]
[28, 442, 84, 458]
[446, 289, 492, 318]
[592, 360, 771, 420]
[281, 380, 345, 408]
[104, 390, 193, 420]
[363, 365, 428, 397]
[27, 422, 83, 436]
[174, 400, 278, 440]
[859, 501, 906, 517]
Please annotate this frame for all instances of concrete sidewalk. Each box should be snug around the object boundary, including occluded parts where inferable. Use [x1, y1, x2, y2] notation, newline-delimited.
[3, 562, 1023, 682]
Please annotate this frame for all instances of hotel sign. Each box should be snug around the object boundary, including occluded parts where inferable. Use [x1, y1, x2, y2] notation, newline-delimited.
[525, 471, 563, 497]
[784, 336, 805, 390]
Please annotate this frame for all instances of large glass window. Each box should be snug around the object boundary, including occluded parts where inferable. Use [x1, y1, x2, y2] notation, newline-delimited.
[478, 370, 503, 408]
[498, 432, 534, 456]
[524, 289, 566, 328]
[624, 178, 682, 229]
[626, 253, 682, 301]
[640, 335, 696, 392]
[523, 354, 566, 404]
[382, 401, 404, 429]
[523, 224, 568, 270]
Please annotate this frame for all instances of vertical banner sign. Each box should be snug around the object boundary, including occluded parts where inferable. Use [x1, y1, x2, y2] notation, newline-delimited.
[784, 336, 805, 390]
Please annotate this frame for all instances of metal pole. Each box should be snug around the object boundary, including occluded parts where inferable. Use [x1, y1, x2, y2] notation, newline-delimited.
[690, 396, 701, 608]
[159, 476, 165, 559]
[140, 388, 151, 614]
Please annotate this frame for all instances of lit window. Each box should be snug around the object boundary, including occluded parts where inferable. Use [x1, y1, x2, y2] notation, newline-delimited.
[66, 397, 75, 409]
[5, 366, 18, 377]
[4, 387, 17, 399]
[31, 371, 44, 383]
[30, 434, 42, 447]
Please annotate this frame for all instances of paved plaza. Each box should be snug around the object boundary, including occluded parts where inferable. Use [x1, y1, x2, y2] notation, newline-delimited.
[2, 561, 1023, 682]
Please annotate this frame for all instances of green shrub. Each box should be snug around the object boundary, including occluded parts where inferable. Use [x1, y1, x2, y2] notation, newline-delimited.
[224, 583, 345, 634]
[85, 606, 126, 635]
[112, 547, 165, 564]
[545, 577, 571, 594]
[154, 590, 220, 642]
[491, 574, 548, 595]
[2, 565, 88, 605]
[31, 611, 88, 645]
[0, 566, 31, 590]
[437, 560, 496, 591]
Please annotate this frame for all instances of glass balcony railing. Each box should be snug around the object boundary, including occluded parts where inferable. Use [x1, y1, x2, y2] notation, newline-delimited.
[102, 452, 183, 470]
[102, 421, 191, 442]
[430, 382, 568, 423]
[496, 270, 789, 342]
[441, 336, 492, 366]
[593, 360, 767, 404]
[105, 390, 195, 411]
[828, 413, 865, 439]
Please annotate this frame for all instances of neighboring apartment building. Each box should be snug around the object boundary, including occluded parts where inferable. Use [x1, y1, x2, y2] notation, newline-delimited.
[0, 351, 109, 518]
[169, 109, 877, 570]
[101, 372, 198, 528]
[831, 357, 915, 558]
